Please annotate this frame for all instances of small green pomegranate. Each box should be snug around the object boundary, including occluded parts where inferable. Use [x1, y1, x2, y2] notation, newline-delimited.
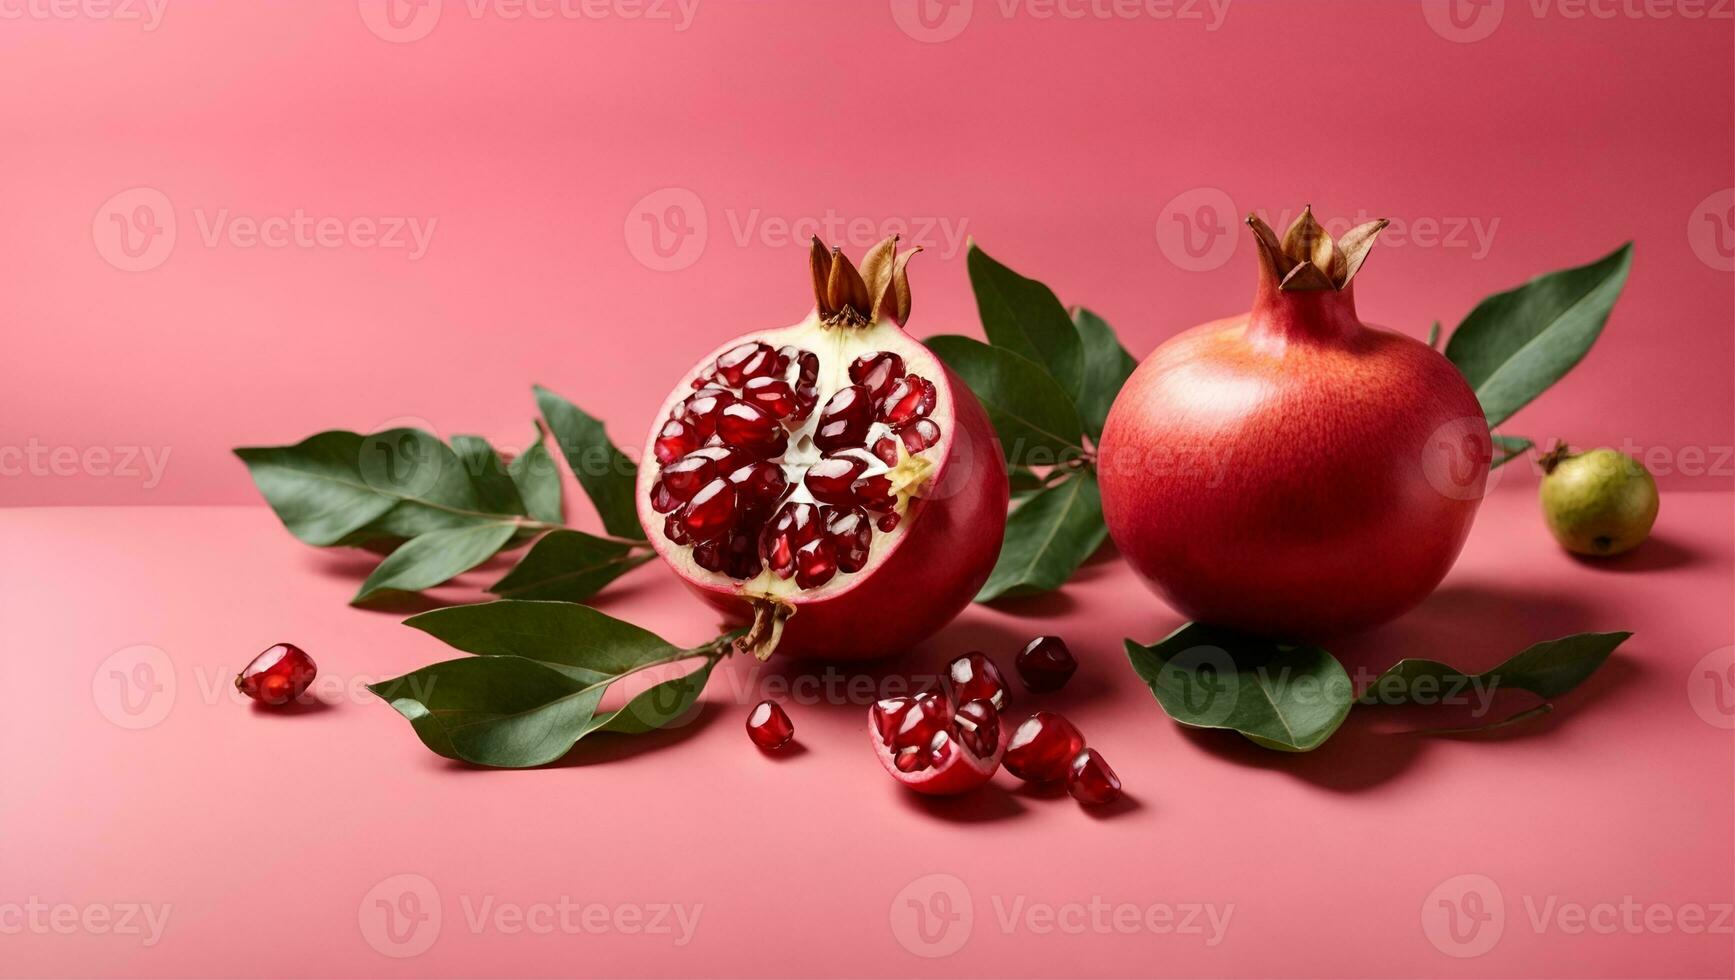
[1538, 444, 1659, 557]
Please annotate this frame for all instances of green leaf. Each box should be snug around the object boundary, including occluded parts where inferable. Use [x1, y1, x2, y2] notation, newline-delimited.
[928, 335, 1085, 467]
[976, 470, 1106, 601]
[1070, 307, 1137, 441]
[534, 386, 645, 540]
[586, 658, 718, 736]
[1444, 243, 1634, 427]
[451, 436, 528, 517]
[405, 599, 676, 674]
[353, 523, 518, 603]
[237, 429, 512, 546]
[488, 530, 654, 603]
[1359, 631, 1630, 731]
[967, 243, 1085, 399]
[1490, 434, 1534, 470]
[1126, 623, 1353, 752]
[508, 436, 563, 525]
[369, 655, 613, 767]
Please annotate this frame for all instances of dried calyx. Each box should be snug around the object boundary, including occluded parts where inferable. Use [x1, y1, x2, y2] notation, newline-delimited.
[811, 235, 918, 328]
[1248, 206, 1389, 292]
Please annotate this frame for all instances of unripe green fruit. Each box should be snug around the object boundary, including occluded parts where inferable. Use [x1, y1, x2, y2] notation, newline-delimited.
[1538, 446, 1659, 557]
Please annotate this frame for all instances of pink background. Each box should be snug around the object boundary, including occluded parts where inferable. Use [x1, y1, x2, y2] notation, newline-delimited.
[4, 2, 1734, 978]
[2, 0, 1732, 507]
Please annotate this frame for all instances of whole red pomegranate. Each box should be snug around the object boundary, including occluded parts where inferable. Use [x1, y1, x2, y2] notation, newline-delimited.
[637, 237, 1008, 659]
[1098, 208, 1490, 639]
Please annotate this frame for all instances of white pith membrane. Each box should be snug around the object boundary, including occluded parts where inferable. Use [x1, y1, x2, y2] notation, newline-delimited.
[641, 237, 950, 658]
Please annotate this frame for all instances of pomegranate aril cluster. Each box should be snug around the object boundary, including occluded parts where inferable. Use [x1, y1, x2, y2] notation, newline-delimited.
[653, 343, 944, 590]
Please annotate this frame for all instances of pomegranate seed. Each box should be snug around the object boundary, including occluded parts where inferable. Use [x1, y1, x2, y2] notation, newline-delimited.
[879, 375, 936, 426]
[717, 402, 786, 456]
[760, 502, 823, 578]
[791, 384, 819, 422]
[954, 698, 1000, 757]
[661, 453, 717, 500]
[691, 538, 725, 572]
[894, 748, 928, 773]
[654, 418, 700, 464]
[794, 537, 838, 588]
[848, 351, 906, 397]
[927, 731, 957, 768]
[893, 692, 954, 751]
[897, 418, 941, 454]
[852, 473, 896, 511]
[650, 480, 679, 514]
[663, 509, 691, 545]
[871, 696, 915, 742]
[1067, 749, 1122, 805]
[825, 506, 873, 572]
[1016, 636, 1077, 692]
[715, 342, 776, 387]
[871, 436, 900, 466]
[1003, 711, 1086, 783]
[682, 387, 736, 438]
[945, 651, 1008, 710]
[792, 349, 820, 385]
[727, 461, 788, 511]
[742, 377, 796, 418]
[235, 643, 317, 706]
[813, 385, 874, 451]
[680, 478, 736, 542]
[723, 531, 763, 579]
[804, 455, 868, 505]
[746, 700, 794, 750]
[877, 512, 900, 532]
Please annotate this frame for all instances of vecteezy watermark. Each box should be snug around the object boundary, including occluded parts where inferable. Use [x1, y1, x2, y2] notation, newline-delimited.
[93, 188, 437, 272]
[1687, 188, 1735, 273]
[0, 0, 167, 29]
[1422, 873, 1734, 958]
[0, 899, 171, 947]
[1155, 190, 1501, 273]
[1423, 0, 1732, 43]
[1422, 417, 1500, 501]
[0, 439, 172, 489]
[357, 0, 700, 42]
[92, 645, 177, 730]
[358, 873, 701, 958]
[890, 0, 1232, 43]
[889, 873, 1233, 958]
[1687, 645, 1735, 730]
[624, 188, 972, 272]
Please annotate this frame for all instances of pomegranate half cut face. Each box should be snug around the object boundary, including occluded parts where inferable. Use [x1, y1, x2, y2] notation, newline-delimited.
[637, 238, 1008, 660]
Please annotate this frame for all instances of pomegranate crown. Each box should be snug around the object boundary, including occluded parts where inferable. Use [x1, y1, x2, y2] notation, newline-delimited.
[1247, 206, 1390, 293]
[809, 235, 920, 328]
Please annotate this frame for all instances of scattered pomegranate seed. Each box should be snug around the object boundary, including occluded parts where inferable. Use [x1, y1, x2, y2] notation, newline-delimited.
[746, 700, 794, 750]
[661, 453, 717, 500]
[654, 418, 700, 464]
[897, 418, 941, 454]
[794, 538, 838, 588]
[954, 699, 1000, 757]
[235, 643, 317, 706]
[945, 651, 1008, 710]
[848, 351, 906, 397]
[742, 377, 796, 418]
[805, 456, 868, 505]
[1002, 711, 1085, 783]
[1066, 749, 1121, 805]
[879, 375, 936, 425]
[1015, 636, 1078, 692]
[813, 385, 874, 451]
[680, 479, 737, 542]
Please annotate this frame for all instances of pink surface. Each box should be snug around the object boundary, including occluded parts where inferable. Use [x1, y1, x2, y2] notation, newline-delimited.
[3, 1, 1733, 508]
[3, 486, 1733, 978]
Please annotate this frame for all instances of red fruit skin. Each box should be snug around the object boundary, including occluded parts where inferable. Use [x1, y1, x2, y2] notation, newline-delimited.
[640, 332, 1007, 661]
[1097, 272, 1488, 641]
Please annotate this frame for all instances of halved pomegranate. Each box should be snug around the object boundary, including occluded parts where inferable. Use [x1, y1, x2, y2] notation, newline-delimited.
[869, 694, 1005, 795]
[637, 238, 1009, 660]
